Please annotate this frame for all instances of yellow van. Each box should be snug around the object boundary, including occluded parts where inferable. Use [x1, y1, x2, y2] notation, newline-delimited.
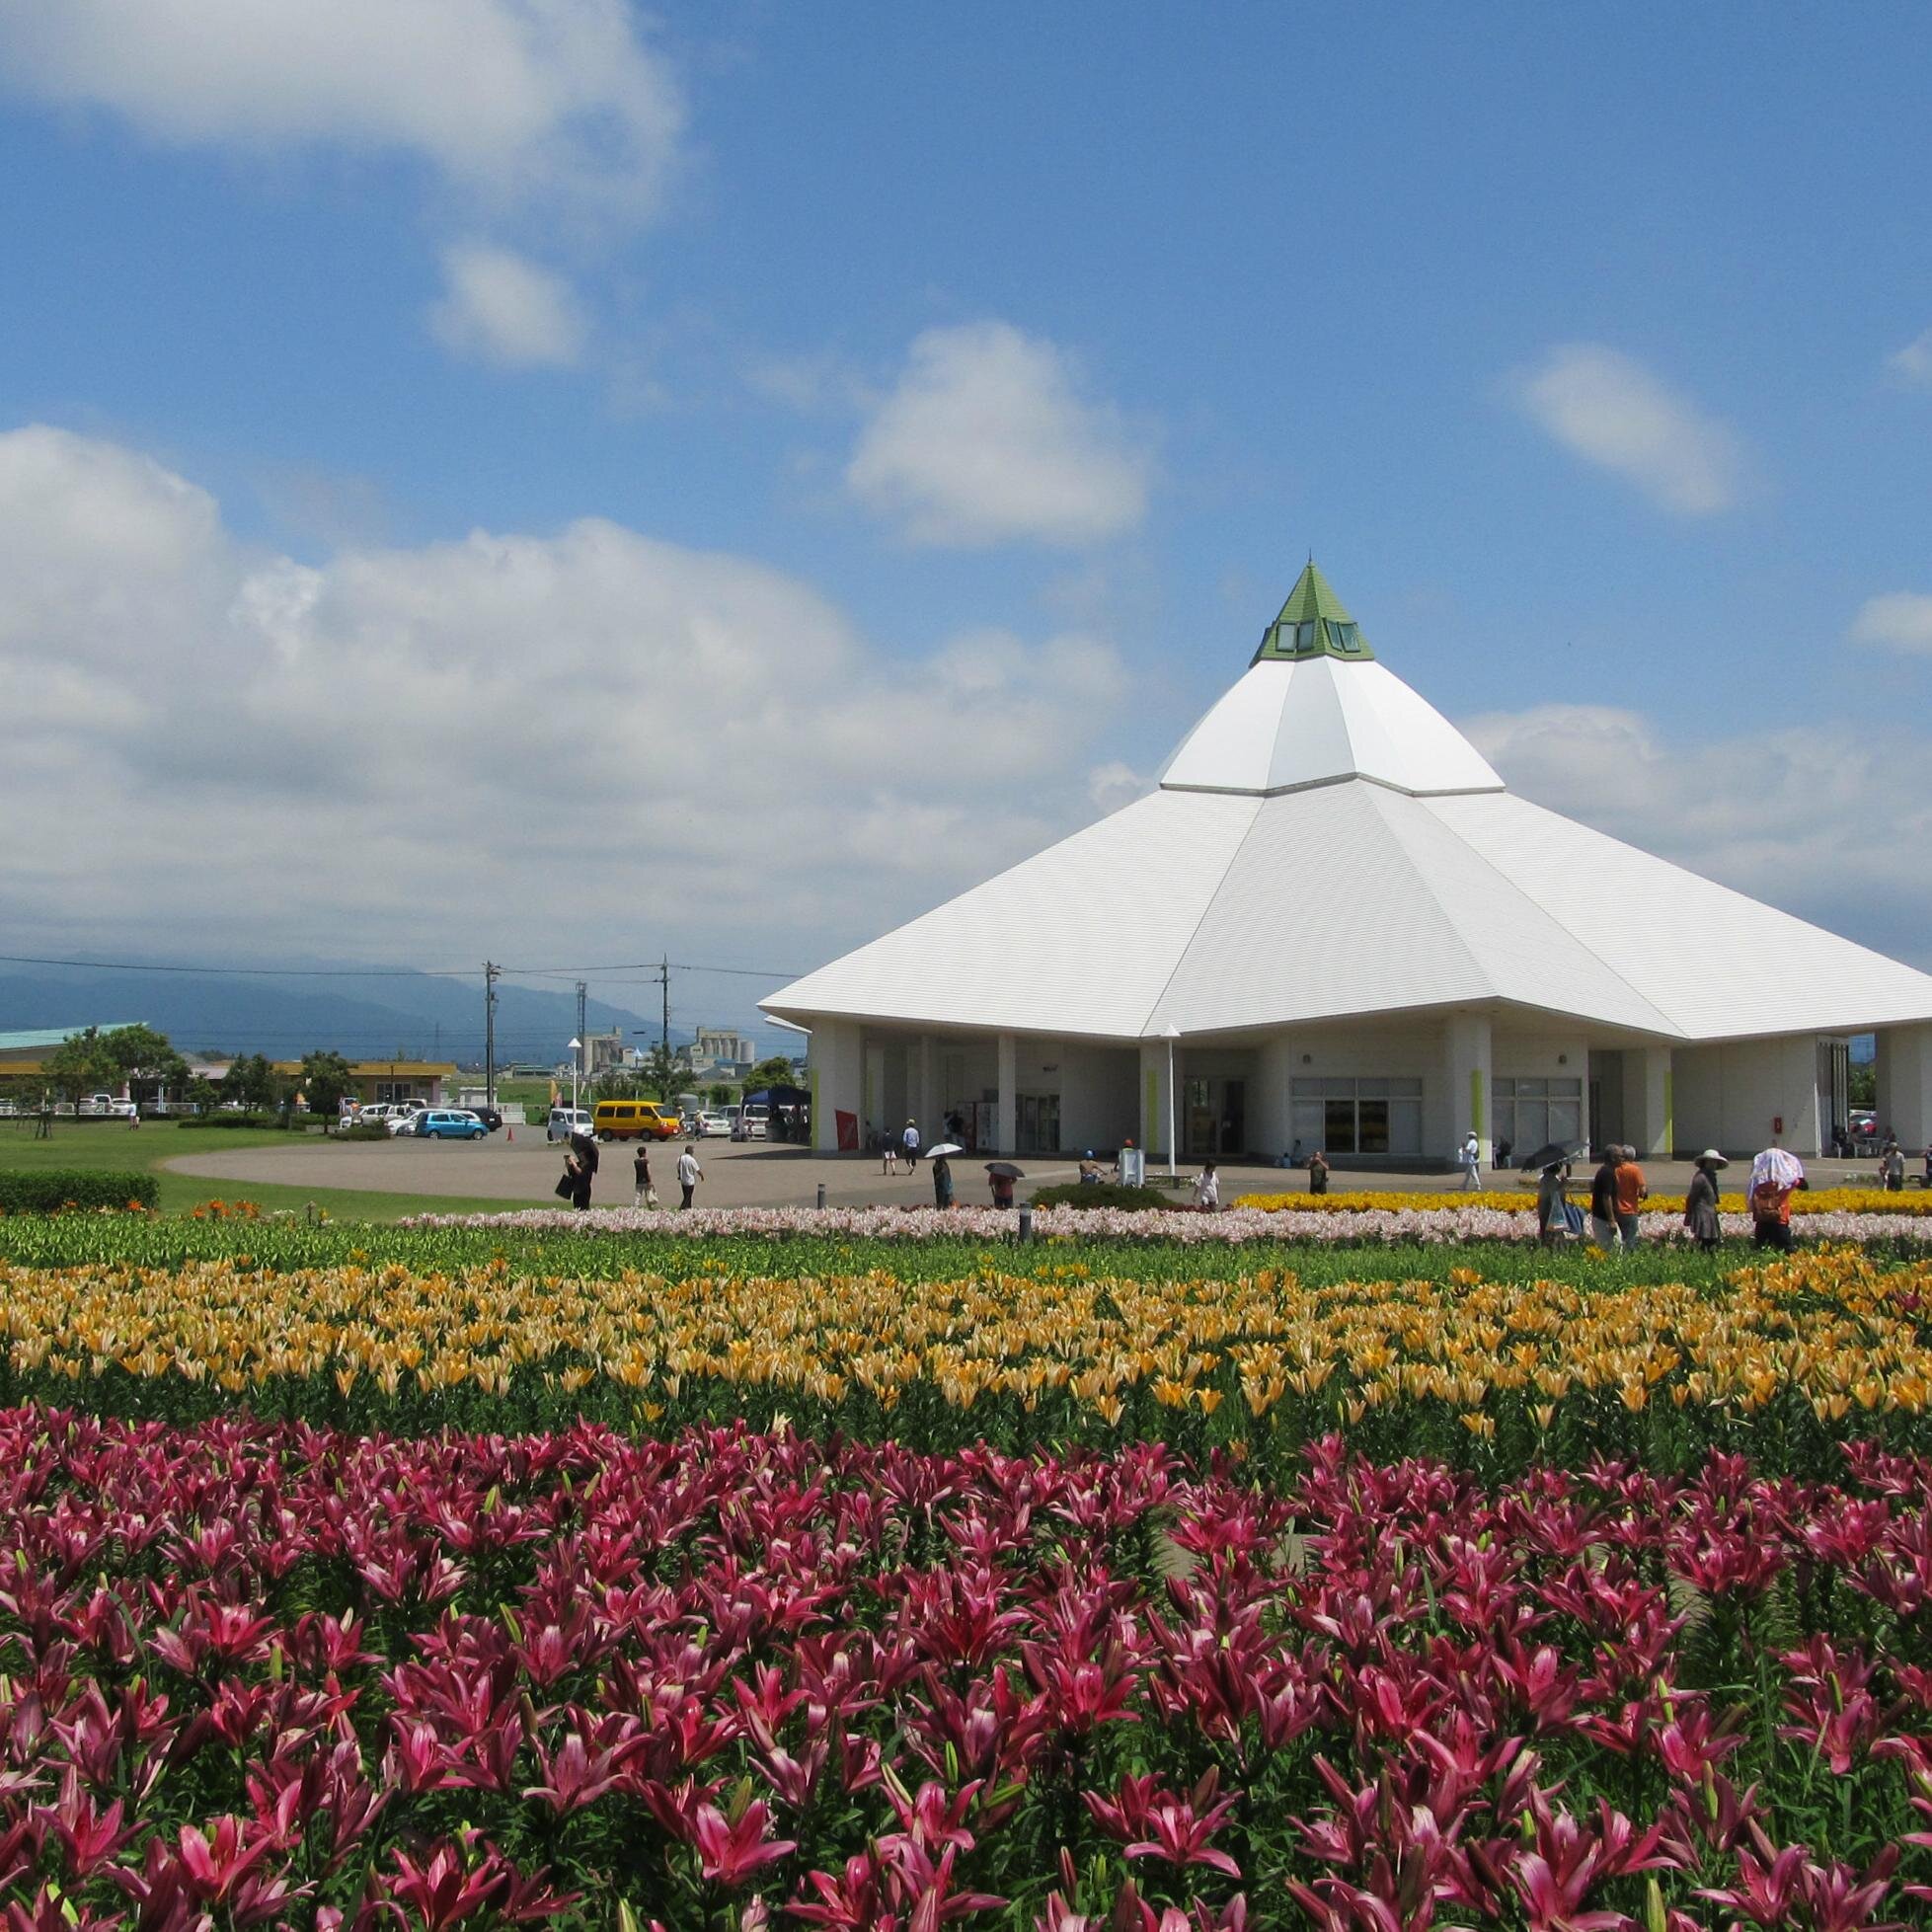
[591, 1099, 681, 1141]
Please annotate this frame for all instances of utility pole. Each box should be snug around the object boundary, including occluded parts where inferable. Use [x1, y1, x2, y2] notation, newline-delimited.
[483, 962, 500, 1103]
[659, 955, 670, 1057]
[576, 980, 587, 1092]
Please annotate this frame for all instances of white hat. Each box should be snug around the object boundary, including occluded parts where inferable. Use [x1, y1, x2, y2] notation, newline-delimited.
[1696, 1149, 1730, 1167]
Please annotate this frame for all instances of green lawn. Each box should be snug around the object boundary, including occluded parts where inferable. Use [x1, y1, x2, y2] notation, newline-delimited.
[0, 1120, 512, 1222]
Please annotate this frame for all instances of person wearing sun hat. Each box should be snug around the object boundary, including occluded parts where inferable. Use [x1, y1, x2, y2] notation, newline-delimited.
[1683, 1150, 1728, 1251]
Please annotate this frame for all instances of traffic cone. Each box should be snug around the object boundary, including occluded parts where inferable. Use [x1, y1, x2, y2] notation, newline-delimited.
[506, 1126, 513, 1142]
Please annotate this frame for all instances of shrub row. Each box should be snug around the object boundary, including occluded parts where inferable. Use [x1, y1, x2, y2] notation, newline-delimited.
[174, 1112, 313, 1129]
[0, 1169, 158, 1213]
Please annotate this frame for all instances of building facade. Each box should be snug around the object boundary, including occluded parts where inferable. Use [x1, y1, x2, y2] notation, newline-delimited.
[764, 567, 1932, 1164]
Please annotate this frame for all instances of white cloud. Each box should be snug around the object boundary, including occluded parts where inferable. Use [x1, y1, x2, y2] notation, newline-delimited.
[0, 0, 684, 222]
[1887, 329, 1932, 389]
[428, 243, 587, 367]
[0, 424, 1131, 967]
[1508, 344, 1743, 514]
[1464, 702, 1932, 967]
[1849, 592, 1932, 657]
[848, 321, 1151, 547]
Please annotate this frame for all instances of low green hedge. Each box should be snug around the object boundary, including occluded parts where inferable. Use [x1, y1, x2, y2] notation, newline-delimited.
[0, 1170, 159, 1213]
[336, 1122, 392, 1141]
[175, 1113, 311, 1130]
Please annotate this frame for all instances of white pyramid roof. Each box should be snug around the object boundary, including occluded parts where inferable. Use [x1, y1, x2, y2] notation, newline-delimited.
[764, 568, 1932, 1044]
[1159, 657, 1503, 796]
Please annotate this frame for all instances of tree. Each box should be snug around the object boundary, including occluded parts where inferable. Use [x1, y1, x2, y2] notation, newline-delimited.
[219, 1053, 280, 1113]
[102, 1025, 189, 1103]
[744, 1055, 798, 1092]
[706, 1082, 737, 1107]
[42, 1028, 117, 1104]
[641, 1042, 693, 1102]
[298, 1050, 355, 1125]
[590, 1068, 651, 1101]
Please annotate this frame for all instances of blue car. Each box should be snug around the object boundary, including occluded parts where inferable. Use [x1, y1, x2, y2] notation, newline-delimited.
[411, 1109, 487, 1140]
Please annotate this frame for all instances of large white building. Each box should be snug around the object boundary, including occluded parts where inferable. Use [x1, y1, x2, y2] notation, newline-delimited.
[763, 566, 1932, 1165]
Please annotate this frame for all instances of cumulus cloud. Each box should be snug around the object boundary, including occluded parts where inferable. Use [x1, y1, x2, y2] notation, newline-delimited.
[428, 243, 587, 366]
[848, 321, 1151, 547]
[1508, 344, 1744, 514]
[0, 0, 684, 222]
[1464, 702, 1932, 967]
[1888, 328, 1932, 388]
[0, 425, 1131, 967]
[1849, 592, 1932, 657]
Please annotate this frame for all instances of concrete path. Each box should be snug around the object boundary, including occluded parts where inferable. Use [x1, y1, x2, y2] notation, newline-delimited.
[162, 1135, 1896, 1211]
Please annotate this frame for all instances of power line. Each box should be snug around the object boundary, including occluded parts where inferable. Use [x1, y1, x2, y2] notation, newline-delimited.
[0, 950, 804, 981]
[0, 952, 479, 978]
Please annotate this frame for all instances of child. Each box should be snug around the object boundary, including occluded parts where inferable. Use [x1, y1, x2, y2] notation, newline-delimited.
[633, 1142, 655, 1208]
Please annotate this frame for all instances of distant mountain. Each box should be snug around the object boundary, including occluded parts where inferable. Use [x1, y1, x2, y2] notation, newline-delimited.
[0, 966, 665, 1066]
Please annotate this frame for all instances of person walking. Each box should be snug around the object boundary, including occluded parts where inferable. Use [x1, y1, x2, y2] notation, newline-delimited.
[561, 1143, 592, 1211]
[1535, 1158, 1570, 1246]
[1587, 1146, 1623, 1250]
[901, 1119, 920, 1172]
[1193, 1159, 1220, 1211]
[1612, 1144, 1648, 1246]
[1459, 1130, 1481, 1192]
[1683, 1150, 1727, 1251]
[1748, 1146, 1803, 1252]
[880, 1128, 898, 1176]
[989, 1168, 1016, 1208]
[931, 1153, 955, 1209]
[1884, 1139, 1906, 1193]
[632, 1142, 656, 1208]
[676, 1140, 703, 1209]
[1307, 1148, 1330, 1196]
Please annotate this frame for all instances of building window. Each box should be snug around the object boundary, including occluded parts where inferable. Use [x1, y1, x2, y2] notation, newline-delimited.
[1494, 1076, 1583, 1156]
[1291, 1076, 1422, 1155]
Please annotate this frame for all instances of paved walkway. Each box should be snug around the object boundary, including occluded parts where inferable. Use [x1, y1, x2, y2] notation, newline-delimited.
[163, 1135, 1896, 1211]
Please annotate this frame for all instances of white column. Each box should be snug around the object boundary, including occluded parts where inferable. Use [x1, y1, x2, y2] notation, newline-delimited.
[995, 1033, 1017, 1155]
[1621, 1045, 1673, 1159]
[809, 1020, 864, 1153]
[916, 1035, 934, 1140]
[1442, 1013, 1494, 1166]
[1876, 1025, 1932, 1154]
[1138, 1038, 1176, 1164]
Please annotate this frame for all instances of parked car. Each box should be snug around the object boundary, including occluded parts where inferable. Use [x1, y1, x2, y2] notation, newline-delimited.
[697, 1111, 733, 1137]
[463, 1106, 503, 1133]
[738, 1102, 770, 1141]
[547, 1107, 597, 1143]
[591, 1099, 681, 1141]
[411, 1109, 488, 1140]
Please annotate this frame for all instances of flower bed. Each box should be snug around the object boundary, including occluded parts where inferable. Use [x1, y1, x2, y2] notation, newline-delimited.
[1235, 1185, 1932, 1217]
[5, 1249, 1930, 1471]
[397, 1199, 1932, 1246]
[3, 1407, 1929, 1929]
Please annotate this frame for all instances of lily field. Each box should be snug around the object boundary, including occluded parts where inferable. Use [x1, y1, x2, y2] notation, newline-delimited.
[1, 1203, 1931, 1927]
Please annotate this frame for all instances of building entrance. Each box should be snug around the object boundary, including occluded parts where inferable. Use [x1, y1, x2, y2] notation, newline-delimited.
[1016, 1092, 1060, 1155]
[1183, 1077, 1245, 1158]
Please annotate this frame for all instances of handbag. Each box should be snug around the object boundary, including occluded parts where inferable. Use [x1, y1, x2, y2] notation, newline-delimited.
[647, 1188, 658, 1208]
[554, 1171, 575, 1200]
[1561, 1200, 1585, 1238]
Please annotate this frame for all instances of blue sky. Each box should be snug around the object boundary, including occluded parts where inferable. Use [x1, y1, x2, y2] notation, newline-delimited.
[2, 3, 1930, 1029]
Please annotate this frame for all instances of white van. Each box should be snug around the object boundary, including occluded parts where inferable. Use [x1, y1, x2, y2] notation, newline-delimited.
[739, 1101, 770, 1140]
[547, 1106, 595, 1143]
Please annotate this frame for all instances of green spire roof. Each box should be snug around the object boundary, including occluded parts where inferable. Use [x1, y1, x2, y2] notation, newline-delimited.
[1252, 561, 1374, 664]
